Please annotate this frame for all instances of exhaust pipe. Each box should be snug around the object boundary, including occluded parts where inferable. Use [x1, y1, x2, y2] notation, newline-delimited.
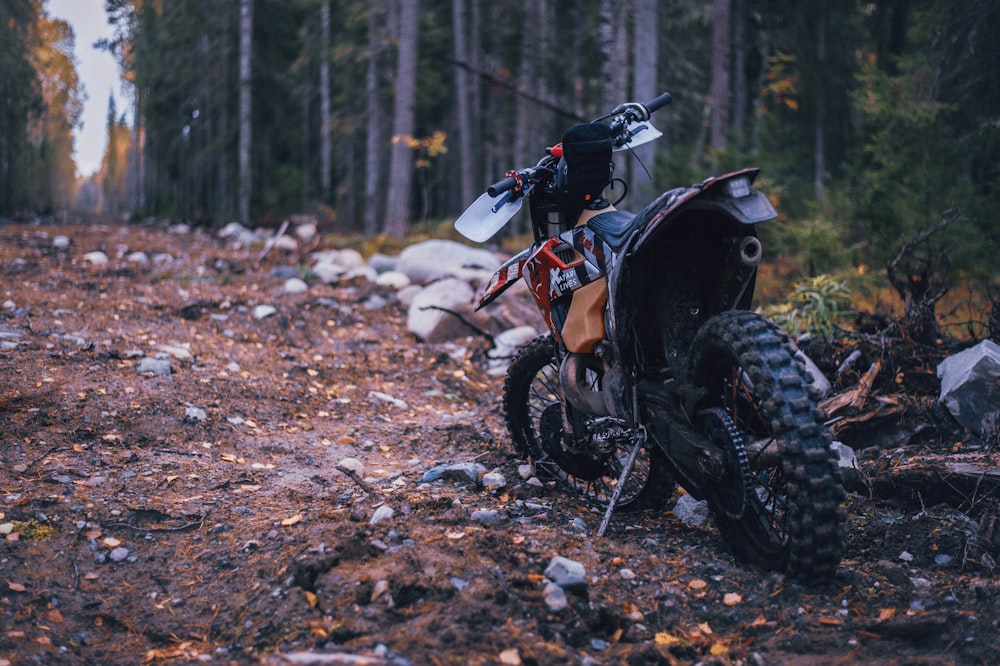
[560, 353, 611, 417]
[737, 236, 762, 267]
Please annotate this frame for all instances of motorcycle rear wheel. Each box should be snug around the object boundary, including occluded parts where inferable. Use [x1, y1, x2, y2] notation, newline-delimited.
[689, 311, 845, 583]
[503, 335, 666, 509]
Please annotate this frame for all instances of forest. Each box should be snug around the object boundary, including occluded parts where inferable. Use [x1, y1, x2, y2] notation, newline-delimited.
[2, 0, 1000, 298]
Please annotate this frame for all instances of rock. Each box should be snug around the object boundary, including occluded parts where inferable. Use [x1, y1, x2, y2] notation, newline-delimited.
[396, 239, 500, 284]
[830, 441, 859, 485]
[136, 357, 172, 376]
[481, 472, 507, 489]
[396, 285, 422, 307]
[338, 457, 365, 476]
[487, 326, 539, 376]
[159, 345, 193, 360]
[369, 391, 408, 409]
[369, 505, 395, 525]
[406, 278, 476, 342]
[375, 271, 411, 289]
[311, 260, 346, 283]
[337, 249, 366, 270]
[283, 277, 308, 294]
[218, 222, 259, 247]
[543, 582, 568, 611]
[937, 340, 1000, 434]
[272, 235, 298, 252]
[795, 349, 831, 396]
[544, 556, 586, 588]
[673, 493, 710, 527]
[367, 252, 398, 274]
[269, 266, 301, 279]
[127, 251, 148, 264]
[84, 251, 109, 266]
[294, 220, 317, 242]
[184, 406, 208, 422]
[419, 462, 486, 485]
[52, 235, 71, 248]
[470, 509, 505, 525]
[109, 547, 130, 562]
[344, 266, 377, 282]
[253, 305, 277, 320]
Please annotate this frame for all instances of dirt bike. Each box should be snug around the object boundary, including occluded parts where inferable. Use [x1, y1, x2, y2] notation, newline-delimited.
[454, 93, 845, 582]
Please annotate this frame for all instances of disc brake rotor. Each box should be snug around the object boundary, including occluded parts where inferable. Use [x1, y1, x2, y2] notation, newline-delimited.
[701, 407, 754, 520]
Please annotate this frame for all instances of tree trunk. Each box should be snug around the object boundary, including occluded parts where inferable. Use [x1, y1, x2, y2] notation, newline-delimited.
[364, 4, 382, 236]
[452, 0, 474, 211]
[320, 0, 332, 202]
[731, 0, 747, 146]
[600, 0, 628, 112]
[710, 0, 731, 160]
[631, 0, 659, 204]
[814, 0, 828, 198]
[238, 0, 253, 226]
[384, 0, 420, 239]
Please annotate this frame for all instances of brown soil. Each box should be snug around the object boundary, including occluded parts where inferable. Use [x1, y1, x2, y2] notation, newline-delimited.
[1, 218, 998, 666]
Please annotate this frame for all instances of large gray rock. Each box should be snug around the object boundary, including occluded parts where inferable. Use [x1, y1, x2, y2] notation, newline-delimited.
[406, 278, 476, 342]
[396, 239, 500, 284]
[937, 340, 1000, 434]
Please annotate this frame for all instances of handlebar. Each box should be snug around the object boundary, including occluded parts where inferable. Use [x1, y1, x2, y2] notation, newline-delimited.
[481, 93, 671, 194]
[487, 176, 520, 197]
[643, 91, 672, 115]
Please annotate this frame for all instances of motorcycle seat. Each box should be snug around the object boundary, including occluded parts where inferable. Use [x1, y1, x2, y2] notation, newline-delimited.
[586, 209, 640, 252]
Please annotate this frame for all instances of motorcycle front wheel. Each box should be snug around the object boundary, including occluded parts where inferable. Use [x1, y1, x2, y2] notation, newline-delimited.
[689, 311, 846, 583]
[503, 335, 666, 509]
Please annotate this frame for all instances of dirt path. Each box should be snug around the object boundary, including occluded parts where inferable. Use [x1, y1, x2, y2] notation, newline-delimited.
[1, 219, 997, 665]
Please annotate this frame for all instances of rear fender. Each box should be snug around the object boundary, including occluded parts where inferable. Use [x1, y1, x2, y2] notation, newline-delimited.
[629, 168, 774, 255]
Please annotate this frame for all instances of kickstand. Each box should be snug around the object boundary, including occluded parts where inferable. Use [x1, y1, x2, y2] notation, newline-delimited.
[597, 427, 645, 537]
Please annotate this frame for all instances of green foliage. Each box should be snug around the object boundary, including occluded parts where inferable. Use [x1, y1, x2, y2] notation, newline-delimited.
[763, 275, 853, 339]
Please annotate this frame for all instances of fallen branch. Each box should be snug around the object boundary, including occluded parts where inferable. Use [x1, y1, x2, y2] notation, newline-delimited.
[336, 464, 380, 497]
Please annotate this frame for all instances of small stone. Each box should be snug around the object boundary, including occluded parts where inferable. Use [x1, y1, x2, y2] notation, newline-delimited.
[544, 556, 586, 587]
[673, 493, 710, 527]
[470, 509, 505, 525]
[338, 457, 365, 476]
[136, 357, 172, 376]
[543, 582, 568, 612]
[517, 464, 534, 480]
[369, 505, 395, 525]
[283, 277, 308, 294]
[619, 568, 636, 580]
[109, 547, 130, 562]
[481, 472, 507, 489]
[369, 391, 407, 409]
[375, 271, 411, 289]
[83, 251, 109, 265]
[184, 406, 208, 422]
[52, 235, 71, 248]
[159, 345, 193, 360]
[253, 305, 277, 320]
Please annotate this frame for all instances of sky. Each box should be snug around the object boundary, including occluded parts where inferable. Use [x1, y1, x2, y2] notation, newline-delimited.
[46, 0, 127, 177]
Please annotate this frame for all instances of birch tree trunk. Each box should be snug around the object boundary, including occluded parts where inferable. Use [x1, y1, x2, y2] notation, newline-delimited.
[710, 0, 731, 160]
[384, 0, 420, 239]
[320, 0, 332, 202]
[238, 0, 253, 225]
